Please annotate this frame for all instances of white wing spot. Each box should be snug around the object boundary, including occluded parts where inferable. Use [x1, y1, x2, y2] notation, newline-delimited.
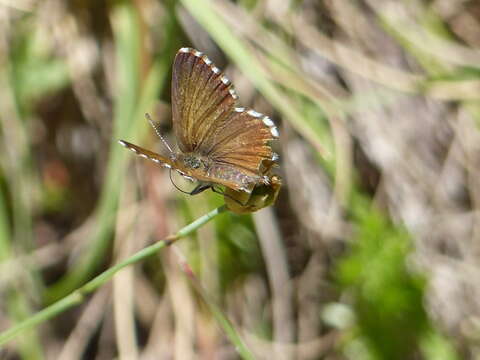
[221, 76, 230, 85]
[235, 107, 245, 112]
[139, 154, 148, 159]
[272, 152, 279, 161]
[179, 47, 191, 53]
[263, 116, 274, 127]
[212, 66, 220, 74]
[152, 159, 160, 163]
[229, 89, 238, 99]
[202, 55, 212, 65]
[193, 49, 203, 57]
[118, 140, 127, 147]
[247, 109, 262, 118]
[176, 169, 193, 181]
[164, 164, 172, 169]
[271, 127, 280, 138]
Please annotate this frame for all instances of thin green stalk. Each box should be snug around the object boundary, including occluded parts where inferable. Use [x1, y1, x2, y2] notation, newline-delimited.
[0, 205, 227, 347]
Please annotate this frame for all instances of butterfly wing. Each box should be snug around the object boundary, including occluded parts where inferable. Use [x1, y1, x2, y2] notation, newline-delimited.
[118, 140, 195, 180]
[118, 140, 174, 167]
[171, 48, 279, 192]
[172, 48, 238, 153]
[188, 109, 278, 192]
[206, 108, 279, 175]
[119, 138, 260, 192]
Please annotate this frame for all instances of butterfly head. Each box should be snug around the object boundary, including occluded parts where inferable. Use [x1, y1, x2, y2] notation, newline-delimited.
[174, 152, 210, 175]
[182, 154, 202, 169]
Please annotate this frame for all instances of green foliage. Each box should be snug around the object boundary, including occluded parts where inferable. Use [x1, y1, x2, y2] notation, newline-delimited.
[9, 20, 69, 113]
[337, 210, 428, 359]
[216, 212, 264, 288]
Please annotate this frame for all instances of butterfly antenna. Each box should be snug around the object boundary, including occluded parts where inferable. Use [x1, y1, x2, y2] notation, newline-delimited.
[145, 113, 174, 155]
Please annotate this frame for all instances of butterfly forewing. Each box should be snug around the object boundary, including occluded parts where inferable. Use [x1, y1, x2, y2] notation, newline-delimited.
[172, 48, 237, 153]
[118, 140, 176, 170]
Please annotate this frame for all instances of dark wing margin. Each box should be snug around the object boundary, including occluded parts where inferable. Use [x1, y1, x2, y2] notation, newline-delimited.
[171, 48, 238, 153]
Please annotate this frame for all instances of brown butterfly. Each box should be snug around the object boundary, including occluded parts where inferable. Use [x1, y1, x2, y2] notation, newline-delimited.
[119, 47, 279, 196]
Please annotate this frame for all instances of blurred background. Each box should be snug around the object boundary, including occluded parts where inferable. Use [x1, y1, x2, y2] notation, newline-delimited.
[0, 0, 479, 359]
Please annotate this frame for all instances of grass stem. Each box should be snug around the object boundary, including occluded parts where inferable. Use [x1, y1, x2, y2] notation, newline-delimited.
[0, 205, 227, 347]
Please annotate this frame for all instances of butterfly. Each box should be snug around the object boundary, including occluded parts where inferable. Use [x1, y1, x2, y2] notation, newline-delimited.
[119, 47, 279, 197]
[224, 174, 282, 214]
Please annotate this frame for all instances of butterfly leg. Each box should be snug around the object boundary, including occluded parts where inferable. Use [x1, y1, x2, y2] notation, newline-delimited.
[210, 186, 225, 196]
[190, 183, 212, 195]
[168, 170, 209, 195]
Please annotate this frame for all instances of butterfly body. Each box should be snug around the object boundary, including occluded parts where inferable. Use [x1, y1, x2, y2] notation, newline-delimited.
[120, 47, 279, 195]
[175, 151, 266, 191]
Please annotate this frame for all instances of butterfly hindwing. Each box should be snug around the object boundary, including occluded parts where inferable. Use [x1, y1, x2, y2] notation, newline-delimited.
[207, 108, 279, 174]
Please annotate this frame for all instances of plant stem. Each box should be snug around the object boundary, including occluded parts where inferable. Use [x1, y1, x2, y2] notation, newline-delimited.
[0, 205, 227, 347]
